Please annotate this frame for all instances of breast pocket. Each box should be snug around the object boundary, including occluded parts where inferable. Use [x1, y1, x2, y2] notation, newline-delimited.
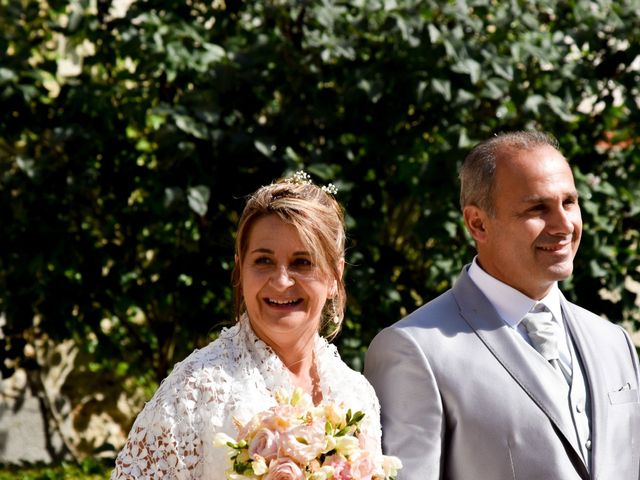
[608, 387, 639, 405]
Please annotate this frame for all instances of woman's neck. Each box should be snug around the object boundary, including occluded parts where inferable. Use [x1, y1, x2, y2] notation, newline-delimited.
[286, 352, 322, 405]
[246, 317, 323, 403]
[260, 330, 322, 404]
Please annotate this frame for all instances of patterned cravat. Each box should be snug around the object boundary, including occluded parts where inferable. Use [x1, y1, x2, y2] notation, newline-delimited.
[521, 304, 571, 384]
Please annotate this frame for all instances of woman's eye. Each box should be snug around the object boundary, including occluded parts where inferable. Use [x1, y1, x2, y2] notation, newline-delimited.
[254, 256, 272, 265]
[292, 258, 313, 267]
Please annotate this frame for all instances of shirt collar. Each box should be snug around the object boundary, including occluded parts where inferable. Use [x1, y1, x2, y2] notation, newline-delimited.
[468, 257, 562, 328]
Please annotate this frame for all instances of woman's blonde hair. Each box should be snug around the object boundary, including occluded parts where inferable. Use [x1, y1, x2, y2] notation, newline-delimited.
[232, 176, 346, 340]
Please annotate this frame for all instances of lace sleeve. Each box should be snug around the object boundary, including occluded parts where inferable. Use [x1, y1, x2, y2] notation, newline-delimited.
[111, 398, 194, 479]
[111, 348, 234, 480]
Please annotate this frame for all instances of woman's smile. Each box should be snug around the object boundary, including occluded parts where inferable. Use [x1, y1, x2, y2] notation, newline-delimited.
[240, 214, 334, 344]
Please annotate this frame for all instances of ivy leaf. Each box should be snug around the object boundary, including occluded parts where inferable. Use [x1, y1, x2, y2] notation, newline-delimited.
[187, 186, 210, 217]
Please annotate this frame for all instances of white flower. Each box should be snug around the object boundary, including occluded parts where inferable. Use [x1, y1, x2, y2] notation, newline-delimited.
[213, 432, 236, 448]
[308, 465, 335, 480]
[229, 474, 254, 480]
[382, 455, 403, 478]
[252, 455, 269, 475]
[324, 435, 337, 453]
[334, 435, 360, 457]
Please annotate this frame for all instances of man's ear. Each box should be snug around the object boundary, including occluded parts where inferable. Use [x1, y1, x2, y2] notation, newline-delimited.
[463, 205, 489, 243]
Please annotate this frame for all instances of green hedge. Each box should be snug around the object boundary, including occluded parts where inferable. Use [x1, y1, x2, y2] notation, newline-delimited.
[1, 0, 639, 394]
[0, 458, 110, 479]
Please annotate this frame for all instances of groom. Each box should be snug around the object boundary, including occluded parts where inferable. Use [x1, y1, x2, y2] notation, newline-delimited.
[365, 131, 640, 479]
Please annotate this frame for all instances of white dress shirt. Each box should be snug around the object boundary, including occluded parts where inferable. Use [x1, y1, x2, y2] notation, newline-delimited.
[468, 257, 572, 373]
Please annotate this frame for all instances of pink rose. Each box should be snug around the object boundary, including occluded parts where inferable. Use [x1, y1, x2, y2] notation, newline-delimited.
[237, 405, 298, 440]
[350, 450, 375, 480]
[355, 432, 383, 479]
[264, 457, 304, 480]
[249, 428, 279, 462]
[324, 454, 352, 480]
[262, 405, 299, 432]
[280, 422, 326, 464]
[237, 410, 271, 440]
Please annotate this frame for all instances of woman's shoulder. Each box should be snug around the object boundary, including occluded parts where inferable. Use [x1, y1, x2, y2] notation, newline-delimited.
[176, 324, 241, 368]
[150, 324, 248, 404]
[340, 363, 378, 398]
[316, 338, 379, 401]
[113, 322, 266, 479]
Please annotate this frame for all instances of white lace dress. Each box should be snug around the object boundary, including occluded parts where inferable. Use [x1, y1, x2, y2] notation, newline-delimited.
[111, 317, 382, 479]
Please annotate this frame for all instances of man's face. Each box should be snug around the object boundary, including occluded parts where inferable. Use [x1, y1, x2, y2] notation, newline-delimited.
[468, 145, 582, 299]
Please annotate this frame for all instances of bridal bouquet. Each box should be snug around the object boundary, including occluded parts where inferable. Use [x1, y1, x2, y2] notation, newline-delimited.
[214, 388, 402, 480]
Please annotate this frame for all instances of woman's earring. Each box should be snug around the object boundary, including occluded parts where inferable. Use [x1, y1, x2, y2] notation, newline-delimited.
[331, 298, 340, 324]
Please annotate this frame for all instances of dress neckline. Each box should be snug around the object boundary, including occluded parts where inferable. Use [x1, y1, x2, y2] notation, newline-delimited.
[233, 314, 337, 401]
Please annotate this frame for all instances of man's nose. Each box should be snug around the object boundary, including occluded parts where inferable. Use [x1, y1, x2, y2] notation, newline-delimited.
[548, 205, 575, 235]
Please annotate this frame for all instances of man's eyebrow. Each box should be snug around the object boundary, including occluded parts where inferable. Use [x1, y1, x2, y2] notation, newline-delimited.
[521, 191, 579, 203]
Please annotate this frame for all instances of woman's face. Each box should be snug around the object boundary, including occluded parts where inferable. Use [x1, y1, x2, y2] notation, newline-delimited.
[240, 215, 335, 346]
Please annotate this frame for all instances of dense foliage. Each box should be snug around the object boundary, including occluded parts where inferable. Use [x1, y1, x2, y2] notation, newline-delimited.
[2, 0, 639, 414]
[0, 458, 110, 479]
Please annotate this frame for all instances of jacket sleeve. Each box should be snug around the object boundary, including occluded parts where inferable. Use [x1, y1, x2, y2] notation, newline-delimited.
[364, 326, 445, 480]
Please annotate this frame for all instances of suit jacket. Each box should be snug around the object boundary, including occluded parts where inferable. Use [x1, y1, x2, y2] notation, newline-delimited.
[364, 266, 640, 480]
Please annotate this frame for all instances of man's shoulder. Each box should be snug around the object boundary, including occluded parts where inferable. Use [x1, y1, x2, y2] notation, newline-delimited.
[383, 268, 477, 332]
[389, 288, 459, 330]
[562, 297, 631, 341]
[563, 298, 618, 327]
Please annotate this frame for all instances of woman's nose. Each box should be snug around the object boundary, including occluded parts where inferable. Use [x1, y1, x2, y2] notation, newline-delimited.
[271, 265, 295, 289]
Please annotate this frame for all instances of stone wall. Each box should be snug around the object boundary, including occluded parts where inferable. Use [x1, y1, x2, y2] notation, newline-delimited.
[0, 338, 145, 466]
[0, 368, 66, 464]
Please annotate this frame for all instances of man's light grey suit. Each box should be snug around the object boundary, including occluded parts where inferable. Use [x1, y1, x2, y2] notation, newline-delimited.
[364, 267, 640, 479]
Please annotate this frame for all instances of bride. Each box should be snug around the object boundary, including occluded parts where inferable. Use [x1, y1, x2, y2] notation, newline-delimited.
[111, 172, 386, 479]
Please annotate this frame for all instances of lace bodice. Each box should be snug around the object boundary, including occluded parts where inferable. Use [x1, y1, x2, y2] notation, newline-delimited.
[111, 317, 382, 479]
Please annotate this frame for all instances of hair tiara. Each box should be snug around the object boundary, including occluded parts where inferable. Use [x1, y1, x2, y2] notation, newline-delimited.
[284, 170, 338, 195]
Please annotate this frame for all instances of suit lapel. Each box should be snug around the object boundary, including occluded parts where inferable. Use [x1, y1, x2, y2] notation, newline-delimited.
[561, 298, 606, 478]
[451, 269, 588, 472]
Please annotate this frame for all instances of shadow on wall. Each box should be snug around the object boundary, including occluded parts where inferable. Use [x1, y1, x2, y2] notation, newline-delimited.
[0, 338, 145, 466]
[0, 368, 68, 464]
